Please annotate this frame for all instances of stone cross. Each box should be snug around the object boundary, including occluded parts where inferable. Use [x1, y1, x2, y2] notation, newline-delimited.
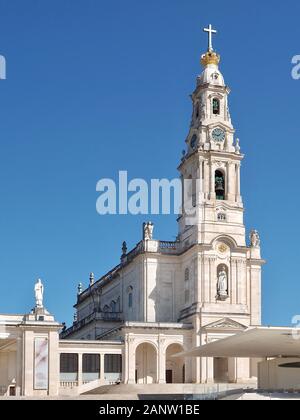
[203, 24, 217, 52]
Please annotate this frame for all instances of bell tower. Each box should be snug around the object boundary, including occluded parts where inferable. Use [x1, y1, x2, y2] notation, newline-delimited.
[178, 24, 244, 248]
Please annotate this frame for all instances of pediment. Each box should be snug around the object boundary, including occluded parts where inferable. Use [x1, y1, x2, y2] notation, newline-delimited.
[203, 318, 247, 331]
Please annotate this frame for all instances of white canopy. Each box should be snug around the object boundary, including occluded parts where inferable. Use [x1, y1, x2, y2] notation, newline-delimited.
[178, 327, 300, 359]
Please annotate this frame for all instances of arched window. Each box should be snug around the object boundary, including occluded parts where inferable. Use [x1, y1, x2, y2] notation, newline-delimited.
[128, 286, 133, 308]
[184, 269, 190, 304]
[195, 102, 200, 119]
[215, 170, 225, 200]
[213, 98, 220, 115]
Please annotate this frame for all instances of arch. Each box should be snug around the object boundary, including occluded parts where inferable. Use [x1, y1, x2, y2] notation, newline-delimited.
[165, 343, 185, 384]
[212, 98, 220, 115]
[103, 305, 110, 313]
[212, 235, 238, 249]
[135, 342, 158, 384]
[215, 170, 225, 200]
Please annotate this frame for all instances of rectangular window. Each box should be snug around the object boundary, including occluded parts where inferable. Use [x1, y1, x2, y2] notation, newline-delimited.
[128, 293, 133, 308]
[104, 354, 122, 373]
[83, 354, 100, 382]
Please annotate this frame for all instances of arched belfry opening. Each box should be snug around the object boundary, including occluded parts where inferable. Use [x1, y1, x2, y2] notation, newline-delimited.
[215, 170, 225, 200]
[213, 98, 220, 115]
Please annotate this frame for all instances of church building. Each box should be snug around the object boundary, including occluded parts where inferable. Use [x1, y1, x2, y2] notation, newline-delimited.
[61, 25, 265, 385]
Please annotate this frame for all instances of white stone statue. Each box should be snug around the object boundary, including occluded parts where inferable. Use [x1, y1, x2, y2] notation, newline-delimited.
[250, 230, 260, 248]
[235, 138, 241, 154]
[143, 222, 154, 241]
[34, 279, 44, 308]
[217, 266, 228, 298]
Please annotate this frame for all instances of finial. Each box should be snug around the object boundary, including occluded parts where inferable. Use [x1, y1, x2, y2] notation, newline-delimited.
[89, 273, 95, 286]
[77, 283, 83, 295]
[203, 24, 217, 52]
[201, 24, 220, 67]
[122, 241, 127, 256]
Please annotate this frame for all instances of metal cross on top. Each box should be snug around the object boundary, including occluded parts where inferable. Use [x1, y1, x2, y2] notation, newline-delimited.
[203, 24, 217, 52]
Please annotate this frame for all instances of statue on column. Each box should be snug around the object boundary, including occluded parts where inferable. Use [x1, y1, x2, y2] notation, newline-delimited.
[217, 266, 228, 300]
[250, 230, 260, 248]
[143, 222, 154, 241]
[34, 279, 44, 308]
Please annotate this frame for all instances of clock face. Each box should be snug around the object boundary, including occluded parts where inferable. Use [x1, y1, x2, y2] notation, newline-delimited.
[190, 134, 197, 149]
[212, 128, 226, 143]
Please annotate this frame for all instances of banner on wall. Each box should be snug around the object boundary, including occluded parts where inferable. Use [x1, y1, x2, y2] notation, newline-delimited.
[34, 337, 49, 390]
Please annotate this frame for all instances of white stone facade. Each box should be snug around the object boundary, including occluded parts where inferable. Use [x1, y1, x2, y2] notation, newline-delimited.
[0, 36, 265, 397]
[62, 45, 264, 386]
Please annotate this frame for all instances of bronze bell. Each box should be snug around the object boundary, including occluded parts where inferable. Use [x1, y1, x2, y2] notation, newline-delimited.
[215, 177, 224, 192]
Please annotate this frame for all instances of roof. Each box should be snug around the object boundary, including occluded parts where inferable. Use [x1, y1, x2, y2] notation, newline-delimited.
[177, 327, 300, 359]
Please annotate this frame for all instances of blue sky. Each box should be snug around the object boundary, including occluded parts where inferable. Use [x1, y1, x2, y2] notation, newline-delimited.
[0, 0, 299, 326]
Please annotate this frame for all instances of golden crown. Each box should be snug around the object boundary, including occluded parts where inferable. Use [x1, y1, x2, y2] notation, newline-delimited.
[201, 51, 220, 67]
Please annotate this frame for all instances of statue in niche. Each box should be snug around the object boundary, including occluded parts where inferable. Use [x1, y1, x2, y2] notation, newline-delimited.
[217, 266, 229, 301]
[250, 230, 260, 248]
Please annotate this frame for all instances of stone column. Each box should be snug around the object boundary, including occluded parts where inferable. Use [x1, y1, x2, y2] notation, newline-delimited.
[204, 161, 210, 199]
[209, 257, 217, 302]
[203, 256, 211, 303]
[230, 258, 237, 304]
[48, 330, 59, 396]
[239, 259, 247, 306]
[23, 330, 34, 397]
[236, 163, 242, 203]
[192, 317, 201, 383]
[15, 336, 23, 396]
[198, 158, 205, 201]
[227, 162, 235, 202]
[158, 338, 166, 384]
[100, 354, 105, 383]
[250, 266, 262, 326]
[126, 337, 136, 385]
[236, 358, 250, 382]
[228, 358, 237, 383]
[78, 353, 83, 386]
[196, 256, 203, 303]
[210, 161, 216, 200]
[206, 358, 214, 384]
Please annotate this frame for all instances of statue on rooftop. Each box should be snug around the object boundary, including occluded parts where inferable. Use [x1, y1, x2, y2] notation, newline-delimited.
[34, 279, 44, 308]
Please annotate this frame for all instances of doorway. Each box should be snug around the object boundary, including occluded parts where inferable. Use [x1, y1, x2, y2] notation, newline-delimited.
[214, 357, 229, 383]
